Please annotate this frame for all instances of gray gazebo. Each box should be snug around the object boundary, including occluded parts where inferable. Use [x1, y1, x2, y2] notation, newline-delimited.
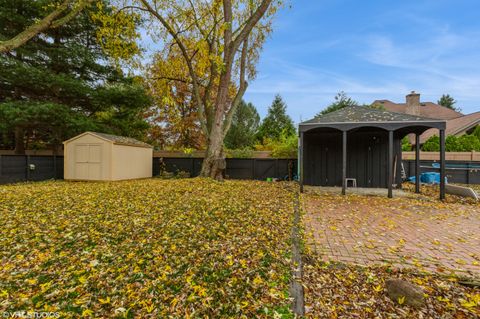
[298, 106, 447, 199]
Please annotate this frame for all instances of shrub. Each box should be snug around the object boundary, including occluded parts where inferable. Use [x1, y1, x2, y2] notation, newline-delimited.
[225, 147, 254, 158]
[401, 136, 412, 151]
[422, 135, 440, 151]
[422, 134, 480, 152]
[255, 132, 298, 158]
[456, 134, 480, 151]
[472, 125, 480, 139]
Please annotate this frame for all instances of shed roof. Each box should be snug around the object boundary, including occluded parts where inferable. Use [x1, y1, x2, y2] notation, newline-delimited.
[64, 132, 152, 148]
[299, 106, 446, 132]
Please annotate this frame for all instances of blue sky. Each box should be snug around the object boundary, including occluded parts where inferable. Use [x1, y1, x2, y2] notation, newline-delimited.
[243, 0, 480, 123]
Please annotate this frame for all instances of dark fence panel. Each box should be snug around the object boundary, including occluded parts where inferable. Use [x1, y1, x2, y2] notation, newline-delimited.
[0, 155, 63, 184]
[402, 160, 480, 184]
[0, 155, 27, 184]
[154, 157, 298, 181]
[4, 155, 478, 185]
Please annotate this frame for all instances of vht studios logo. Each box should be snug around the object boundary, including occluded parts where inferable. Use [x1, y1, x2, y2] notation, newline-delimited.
[2, 311, 60, 318]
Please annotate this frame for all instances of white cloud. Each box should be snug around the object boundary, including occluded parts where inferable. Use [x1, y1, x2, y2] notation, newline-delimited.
[246, 16, 480, 120]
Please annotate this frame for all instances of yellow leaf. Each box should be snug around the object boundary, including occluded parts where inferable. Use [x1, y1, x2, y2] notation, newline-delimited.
[26, 278, 37, 285]
[398, 295, 406, 305]
[456, 259, 467, 265]
[145, 304, 155, 313]
[461, 300, 477, 308]
[82, 309, 93, 317]
[253, 275, 263, 285]
[99, 297, 110, 304]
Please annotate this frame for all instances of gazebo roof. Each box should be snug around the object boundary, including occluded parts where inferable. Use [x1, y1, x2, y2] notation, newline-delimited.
[299, 105, 446, 132]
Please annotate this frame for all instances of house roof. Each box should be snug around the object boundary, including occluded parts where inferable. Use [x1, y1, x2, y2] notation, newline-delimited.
[64, 132, 152, 148]
[299, 106, 446, 132]
[419, 111, 480, 143]
[372, 99, 463, 120]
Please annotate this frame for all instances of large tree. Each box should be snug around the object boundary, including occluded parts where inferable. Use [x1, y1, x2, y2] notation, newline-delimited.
[97, 0, 281, 180]
[257, 94, 295, 142]
[0, 0, 94, 53]
[0, 0, 150, 153]
[224, 100, 260, 149]
[437, 94, 461, 112]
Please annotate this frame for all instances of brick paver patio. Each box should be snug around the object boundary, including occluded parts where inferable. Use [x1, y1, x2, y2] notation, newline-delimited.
[303, 189, 480, 277]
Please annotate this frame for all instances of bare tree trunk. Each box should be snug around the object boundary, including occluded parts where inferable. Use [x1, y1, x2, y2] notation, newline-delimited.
[200, 57, 233, 179]
[200, 95, 226, 180]
[14, 127, 25, 155]
[200, 130, 225, 180]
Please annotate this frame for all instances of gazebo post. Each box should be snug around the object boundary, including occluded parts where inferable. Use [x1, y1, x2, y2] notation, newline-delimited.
[415, 134, 420, 193]
[299, 131, 304, 193]
[439, 129, 446, 200]
[388, 130, 394, 198]
[342, 131, 347, 195]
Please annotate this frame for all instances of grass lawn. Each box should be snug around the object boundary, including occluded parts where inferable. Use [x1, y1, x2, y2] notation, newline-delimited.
[0, 179, 295, 318]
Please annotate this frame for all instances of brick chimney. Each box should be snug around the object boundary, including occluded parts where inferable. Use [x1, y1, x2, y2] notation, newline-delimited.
[405, 91, 421, 116]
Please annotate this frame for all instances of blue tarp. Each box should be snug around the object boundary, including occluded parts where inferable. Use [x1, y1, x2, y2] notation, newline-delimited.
[408, 172, 447, 184]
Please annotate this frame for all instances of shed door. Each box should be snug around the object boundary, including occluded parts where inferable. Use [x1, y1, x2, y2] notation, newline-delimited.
[74, 144, 102, 180]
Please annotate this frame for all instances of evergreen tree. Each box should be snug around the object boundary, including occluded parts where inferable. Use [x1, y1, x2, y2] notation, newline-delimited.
[437, 94, 460, 112]
[257, 95, 295, 141]
[0, 0, 150, 153]
[224, 100, 260, 149]
[317, 91, 357, 116]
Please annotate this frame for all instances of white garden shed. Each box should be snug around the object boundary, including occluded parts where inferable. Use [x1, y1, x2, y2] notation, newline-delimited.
[63, 132, 152, 181]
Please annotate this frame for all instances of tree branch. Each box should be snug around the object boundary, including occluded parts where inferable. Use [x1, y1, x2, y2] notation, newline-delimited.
[0, 0, 94, 53]
[223, 38, 249, 137]
[0, 0, 70, 52]
[51, 0, 94, 28]
[223, 0, 233, 56]
[139, 0, 209, 136]
[150, 76, 191, 84]
[231, 0, 272, 53]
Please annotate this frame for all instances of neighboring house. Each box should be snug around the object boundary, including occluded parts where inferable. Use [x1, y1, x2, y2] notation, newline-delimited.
[373, 92, 480, 145]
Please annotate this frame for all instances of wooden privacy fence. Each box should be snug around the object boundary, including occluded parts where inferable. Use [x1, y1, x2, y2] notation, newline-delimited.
[1, 153, 479, 185]
[2, 150, 478, 161]
[402, 151, 480, 161]
[0, 155, 297, 184]
[0, 155, 63, 184]
[153, 157, 298, 180]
